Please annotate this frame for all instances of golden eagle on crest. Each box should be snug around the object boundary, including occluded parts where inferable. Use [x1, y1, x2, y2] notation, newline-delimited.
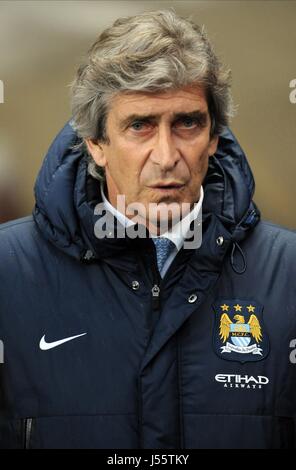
[219, 314, 262, 343]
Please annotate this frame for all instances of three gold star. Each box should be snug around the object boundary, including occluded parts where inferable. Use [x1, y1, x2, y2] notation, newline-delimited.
[246, 305, 255, 313]
[221, 304, 229, 312]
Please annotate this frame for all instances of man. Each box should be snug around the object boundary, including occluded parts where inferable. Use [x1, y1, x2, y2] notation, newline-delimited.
[0, 10, 295, 449]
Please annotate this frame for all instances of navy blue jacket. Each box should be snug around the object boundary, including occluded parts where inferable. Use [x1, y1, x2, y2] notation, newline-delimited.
[0, 123, 296, 449]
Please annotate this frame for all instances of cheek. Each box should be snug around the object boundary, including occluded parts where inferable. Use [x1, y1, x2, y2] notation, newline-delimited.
[196, 151, 209, 173]
[105, 141, 128, 171]
[105, 141, 145, 188]
[180, 132, 211, 164]
[184, 146, 209, 177]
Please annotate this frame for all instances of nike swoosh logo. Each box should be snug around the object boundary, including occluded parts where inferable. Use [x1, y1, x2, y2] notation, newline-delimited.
[39, 333, 87, 350]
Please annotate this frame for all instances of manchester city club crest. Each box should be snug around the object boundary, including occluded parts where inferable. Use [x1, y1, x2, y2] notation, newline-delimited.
[213, 299, 269, 363]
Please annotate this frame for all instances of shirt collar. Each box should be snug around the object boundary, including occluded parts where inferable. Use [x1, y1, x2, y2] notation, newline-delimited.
[100, 182, 203, 251]
[100, 183, 135, 228]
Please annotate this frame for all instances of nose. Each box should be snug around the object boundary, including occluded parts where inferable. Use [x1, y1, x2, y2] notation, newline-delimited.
[150, 125, 180, 171]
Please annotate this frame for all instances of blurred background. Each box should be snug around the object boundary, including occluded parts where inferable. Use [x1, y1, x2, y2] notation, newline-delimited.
[0, 0, 295, 227]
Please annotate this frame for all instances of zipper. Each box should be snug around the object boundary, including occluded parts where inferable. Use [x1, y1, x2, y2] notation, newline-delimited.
[23, 418, 33, 449]
[134, 241, 162, 312]
[150, 245, 162, 311]
[151, 284, 161, 310]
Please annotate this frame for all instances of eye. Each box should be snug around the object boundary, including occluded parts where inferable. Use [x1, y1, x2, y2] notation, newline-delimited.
[130, 120, 148, 131]
[175, 117, 198, 129]
[131, 121, 143, 130]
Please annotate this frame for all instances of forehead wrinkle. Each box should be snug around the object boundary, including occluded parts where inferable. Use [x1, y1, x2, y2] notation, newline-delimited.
[109, 87, 210, 129]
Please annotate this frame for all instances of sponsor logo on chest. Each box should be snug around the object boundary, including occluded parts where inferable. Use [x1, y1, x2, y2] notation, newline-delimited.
[215, 374, 269, 389]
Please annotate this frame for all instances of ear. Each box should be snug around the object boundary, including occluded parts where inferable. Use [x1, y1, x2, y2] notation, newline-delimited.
[208, 134, 219, 157]
[85, 139, 107, 167]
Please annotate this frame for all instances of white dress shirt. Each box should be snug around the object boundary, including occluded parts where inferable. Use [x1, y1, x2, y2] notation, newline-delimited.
[100, 183, 203, 277]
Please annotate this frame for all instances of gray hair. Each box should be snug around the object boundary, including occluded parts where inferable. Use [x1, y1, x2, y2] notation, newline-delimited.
[70, 9, 234, 180]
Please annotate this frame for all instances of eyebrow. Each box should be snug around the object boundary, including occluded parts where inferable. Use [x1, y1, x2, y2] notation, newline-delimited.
[119, 110, 209, 130]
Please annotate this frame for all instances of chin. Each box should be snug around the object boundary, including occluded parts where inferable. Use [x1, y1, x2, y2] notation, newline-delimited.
[149, 207, 185, 228]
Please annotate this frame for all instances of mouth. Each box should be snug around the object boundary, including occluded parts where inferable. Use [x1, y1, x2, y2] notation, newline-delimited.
[148, 182, 186, 191]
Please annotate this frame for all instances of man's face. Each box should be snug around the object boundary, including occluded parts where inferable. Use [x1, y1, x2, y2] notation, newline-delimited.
[86, 85, 218, 230]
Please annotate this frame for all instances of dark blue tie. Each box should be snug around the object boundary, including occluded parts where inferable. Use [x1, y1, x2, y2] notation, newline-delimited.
[152, 237, 175, 273]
